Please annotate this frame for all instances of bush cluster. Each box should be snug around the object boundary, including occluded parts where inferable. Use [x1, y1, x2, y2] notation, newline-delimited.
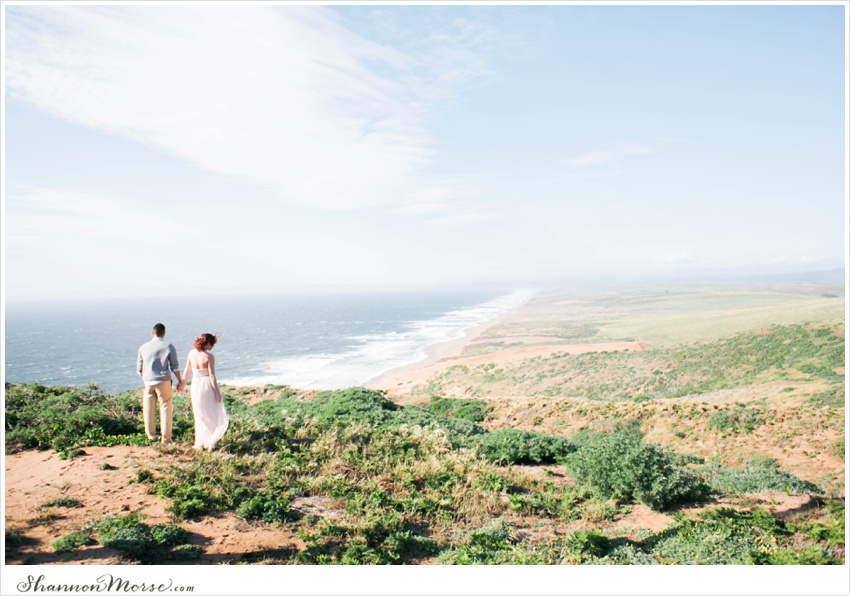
[92, 513, 200, 563]
[475, 429, 575, 465]
[52, 532, 93, 553]
[426, 396, 488, 422]
[707, 405, 764, 434]
[647, 508, 793, 565]
[564, 432, 706, 510]
[437, 519, 518, 565]
[4, 383, 194, 452]
[700, 462, 822, 496]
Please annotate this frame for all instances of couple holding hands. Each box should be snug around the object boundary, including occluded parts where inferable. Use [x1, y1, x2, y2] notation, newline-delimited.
[136, 323, 228, 451]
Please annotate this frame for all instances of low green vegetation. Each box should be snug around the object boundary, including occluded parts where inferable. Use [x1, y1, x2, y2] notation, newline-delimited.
[700, 460, 823, 496]
[44, 497, 82, 508]
[426, 396, 488, 422]
[425, 321, 845, 403]
[564, 431, 707, 510]
[707, 405, 765, 434]
[807, 386, 845, 409]
[475, 428, 575, 465]
[88, 513, 200, 562]
[5, 380, 842, 565]
[52, 532, 93, 552]
[4, 383, 192, 452]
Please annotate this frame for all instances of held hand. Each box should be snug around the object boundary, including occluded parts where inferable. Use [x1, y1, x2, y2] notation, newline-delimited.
[177, 381, 186, 392]
[215, 389, 222, 402]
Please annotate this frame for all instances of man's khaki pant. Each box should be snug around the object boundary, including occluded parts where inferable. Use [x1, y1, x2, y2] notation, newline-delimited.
[143, 380, 173, 443]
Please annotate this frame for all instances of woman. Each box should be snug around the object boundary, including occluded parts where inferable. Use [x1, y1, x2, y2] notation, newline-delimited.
[182, 333, 228, 451]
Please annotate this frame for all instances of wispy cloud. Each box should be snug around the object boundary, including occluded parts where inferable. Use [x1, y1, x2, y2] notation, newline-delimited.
[4, 187, 202, 298]
[5, 6, 501, 212]
[564, 143, 650, 168]
[6, 187, 198, 244]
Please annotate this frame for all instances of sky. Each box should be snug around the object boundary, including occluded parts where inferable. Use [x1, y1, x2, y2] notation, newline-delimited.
[2, 3, 847, 302]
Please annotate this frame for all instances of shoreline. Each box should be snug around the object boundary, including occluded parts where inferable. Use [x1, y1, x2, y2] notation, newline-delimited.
[365, 315, 503, 390]
[367, 290, 537, 391]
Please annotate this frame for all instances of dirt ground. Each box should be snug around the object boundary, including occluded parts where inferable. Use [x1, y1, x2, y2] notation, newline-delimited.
[4, 446, 304, 565]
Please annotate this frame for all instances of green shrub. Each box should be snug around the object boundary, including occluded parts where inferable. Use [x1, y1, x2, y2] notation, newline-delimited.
[97, 517, 195, 563]
[307, 388, 398, 426]
[4, 384, 190, 453]
[235, 490, 292, 524]
[707, 406, 764, 434]
[170, 544, 203, 560]
[564, 432, 706, 510]
[806, 387, 845, 409]
[790, 498, 845, 546]
[132, 469, 154, 484]
[164, 484, 211, 519]
[89, 512, 146, 540]
[507, 484, 590, 520]
[100, 525, 156, 561]
[391, 406, 484, 445]
[476, 429, 575, 465]
[295, 506, 434, 565]
[426, 396, 487, 422]
[647, 508, 782, 564]
[381, 530, 438, 560]
[797, 363, 842, 381]
[219, 419, 295, 455]
[833, 438, 845, 461]
[149, 524, 189, 547]
[701, 464, 822, 496]
[584, 543, 659, 565]
[571, 418, 644, 443]
[753, 544, 836, 565]
[561, 530, 611, 563]
[437, 520, 515, 565]
[45, 497, 82, 508]
[52, 532, 93, 552]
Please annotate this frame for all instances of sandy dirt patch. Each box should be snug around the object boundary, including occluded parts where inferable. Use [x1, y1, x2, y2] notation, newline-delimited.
[5, 447, 303, 565]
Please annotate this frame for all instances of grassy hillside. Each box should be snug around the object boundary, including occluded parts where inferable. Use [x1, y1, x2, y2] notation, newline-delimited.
[5, 380, 845, 565]
[420, 321, 845, 402]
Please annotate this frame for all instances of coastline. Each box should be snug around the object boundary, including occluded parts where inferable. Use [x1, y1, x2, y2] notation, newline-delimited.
[367, 290, 537, 392]
[365, 317, 497, 390]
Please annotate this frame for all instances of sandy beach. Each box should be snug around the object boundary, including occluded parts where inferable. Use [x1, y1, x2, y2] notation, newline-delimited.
[368, 286, 664, 396]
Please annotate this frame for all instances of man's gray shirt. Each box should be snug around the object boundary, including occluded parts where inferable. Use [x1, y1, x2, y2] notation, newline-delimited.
[137, 338, 180, 387]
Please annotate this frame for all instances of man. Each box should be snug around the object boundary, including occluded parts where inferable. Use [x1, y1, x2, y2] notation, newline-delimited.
[136, 323, 185, 444]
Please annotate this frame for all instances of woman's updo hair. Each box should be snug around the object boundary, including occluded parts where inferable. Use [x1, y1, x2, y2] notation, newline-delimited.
[194, 333, 218, 351]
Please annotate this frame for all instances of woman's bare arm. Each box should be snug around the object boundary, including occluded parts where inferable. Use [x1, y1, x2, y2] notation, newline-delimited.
[208, 353, 221, 401]
[181, 352, 193, 391]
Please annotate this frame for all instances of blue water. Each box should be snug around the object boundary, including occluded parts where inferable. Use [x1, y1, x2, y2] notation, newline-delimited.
[4, 290, 534, 393]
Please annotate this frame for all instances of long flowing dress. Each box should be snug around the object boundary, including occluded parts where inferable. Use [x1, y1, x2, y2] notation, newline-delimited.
[190, 357, 228, 450]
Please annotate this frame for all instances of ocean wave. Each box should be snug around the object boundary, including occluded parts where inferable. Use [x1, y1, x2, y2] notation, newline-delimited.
[222, 289, 535, 389]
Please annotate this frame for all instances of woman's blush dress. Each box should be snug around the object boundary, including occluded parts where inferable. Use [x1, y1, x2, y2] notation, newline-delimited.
[190, 360, 229, 450]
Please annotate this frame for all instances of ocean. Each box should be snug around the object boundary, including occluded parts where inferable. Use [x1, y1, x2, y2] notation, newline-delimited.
[4, 289, 534, 393]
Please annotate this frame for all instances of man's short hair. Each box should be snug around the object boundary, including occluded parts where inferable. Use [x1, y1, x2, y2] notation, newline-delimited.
[153, 323, 166, 337]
